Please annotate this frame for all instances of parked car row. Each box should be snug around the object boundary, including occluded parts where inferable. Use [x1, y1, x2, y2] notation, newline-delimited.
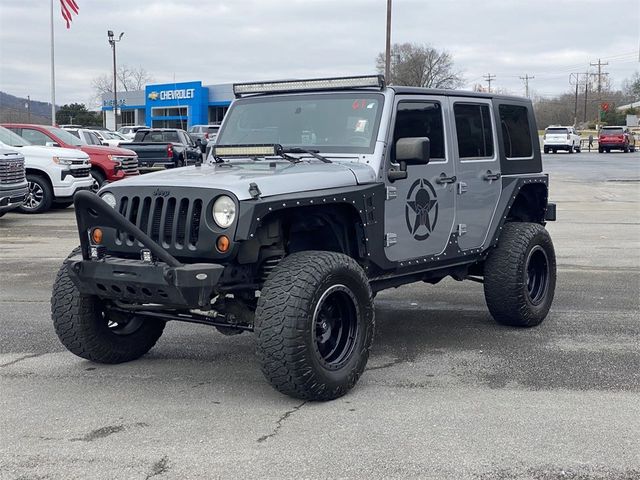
[0, 123, 217, 216]
[543, 125, 636, 154]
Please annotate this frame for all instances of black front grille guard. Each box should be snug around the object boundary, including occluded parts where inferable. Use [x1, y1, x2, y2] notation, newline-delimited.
[74, 190, 181, 267]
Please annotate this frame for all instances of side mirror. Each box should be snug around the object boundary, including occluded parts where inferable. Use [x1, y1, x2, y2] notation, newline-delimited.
[45, 141, 60, 147]
[396, 137, 430, 165]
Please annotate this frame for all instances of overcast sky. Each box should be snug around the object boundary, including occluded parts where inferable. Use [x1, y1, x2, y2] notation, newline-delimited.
[1, 0, 638, 107]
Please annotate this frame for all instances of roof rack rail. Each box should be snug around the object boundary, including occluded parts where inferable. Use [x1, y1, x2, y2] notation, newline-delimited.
[233, 75, 385, 97]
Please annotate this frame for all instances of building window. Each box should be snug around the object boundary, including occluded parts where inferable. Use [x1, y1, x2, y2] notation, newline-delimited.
[151, 107, 187, 117]
[121, 110, 135, 126]
[208, 106, 229, 123]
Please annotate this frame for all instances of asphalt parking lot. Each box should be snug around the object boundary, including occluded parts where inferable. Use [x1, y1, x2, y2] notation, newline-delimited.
[1, 151, 639, 479]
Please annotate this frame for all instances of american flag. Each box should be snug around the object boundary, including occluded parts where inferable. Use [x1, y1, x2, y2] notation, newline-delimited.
[60, 0, 79, 29]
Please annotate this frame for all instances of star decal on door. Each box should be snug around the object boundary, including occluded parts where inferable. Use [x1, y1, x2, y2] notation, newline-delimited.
[405, 178, 439, 241]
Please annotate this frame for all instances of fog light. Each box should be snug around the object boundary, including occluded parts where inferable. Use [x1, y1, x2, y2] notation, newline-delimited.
[140, 248, 153, 263]
[216, 235, 230, 253]
[91, 228, 103, 244]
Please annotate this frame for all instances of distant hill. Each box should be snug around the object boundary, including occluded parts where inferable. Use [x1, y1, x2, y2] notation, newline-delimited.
[0, 91, 56, 124]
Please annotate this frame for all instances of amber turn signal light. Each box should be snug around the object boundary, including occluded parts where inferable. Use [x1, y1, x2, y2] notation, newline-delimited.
[91, 228, 103, 244]
[216, 235, 230, 253]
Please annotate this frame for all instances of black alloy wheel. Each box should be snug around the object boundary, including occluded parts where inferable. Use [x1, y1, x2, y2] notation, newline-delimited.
[525, 245, 550, 306]
[313, 284, 360, 370]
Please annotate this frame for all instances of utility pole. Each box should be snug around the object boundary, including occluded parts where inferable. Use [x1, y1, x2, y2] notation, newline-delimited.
[590, 58, 609, 94]
[384, 0, 392, 83]
[583, 71, 589, 123]
[483, 73, 496, 93]
[519, 74, 534, 98]
[590, 59, 608, 126]
[26, 95, 31, 123]
[107, 30, 124, 130]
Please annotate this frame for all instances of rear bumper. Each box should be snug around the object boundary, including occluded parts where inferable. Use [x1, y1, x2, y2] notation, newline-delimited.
[598, 142, 627, 148]
[70, 190, 223, 308]
[543, 143, 572, 150]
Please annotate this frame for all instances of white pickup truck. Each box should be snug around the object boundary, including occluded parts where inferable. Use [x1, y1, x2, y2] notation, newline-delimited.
[543, 125, 581, 154]
[0, 126, 94, 213]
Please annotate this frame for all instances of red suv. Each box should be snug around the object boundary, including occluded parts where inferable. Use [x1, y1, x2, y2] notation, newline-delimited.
[598, 126, 636, 153]
[2, 124, 139, 189]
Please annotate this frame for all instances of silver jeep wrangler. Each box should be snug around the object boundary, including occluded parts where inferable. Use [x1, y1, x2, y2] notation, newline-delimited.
[52, 75, 557, 401]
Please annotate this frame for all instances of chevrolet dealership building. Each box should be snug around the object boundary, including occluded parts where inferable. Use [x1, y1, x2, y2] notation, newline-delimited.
[101, 81, 234, 130]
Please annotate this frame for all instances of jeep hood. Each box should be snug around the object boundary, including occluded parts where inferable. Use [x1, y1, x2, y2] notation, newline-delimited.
[107, 160, 377, 200]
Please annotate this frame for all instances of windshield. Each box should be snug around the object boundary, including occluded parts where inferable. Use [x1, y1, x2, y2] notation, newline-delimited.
[217, 93, 384, 154]
[0, 126, 32, 147]
[601, 127, 624, 134]
[48, 126, 84, 146]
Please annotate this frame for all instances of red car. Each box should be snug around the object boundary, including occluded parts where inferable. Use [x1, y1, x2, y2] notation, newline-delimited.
[2, 123, 139, 189]
[598, 126, 637, 153]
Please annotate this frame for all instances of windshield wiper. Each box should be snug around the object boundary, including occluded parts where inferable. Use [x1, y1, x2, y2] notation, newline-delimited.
[280, 147, 332, 163]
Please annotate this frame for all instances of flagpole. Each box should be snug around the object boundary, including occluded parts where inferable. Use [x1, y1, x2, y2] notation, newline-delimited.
[50, 0, 56, 125]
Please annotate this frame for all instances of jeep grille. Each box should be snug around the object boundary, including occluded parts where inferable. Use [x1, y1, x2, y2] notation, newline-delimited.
[116, 195, 203, 250]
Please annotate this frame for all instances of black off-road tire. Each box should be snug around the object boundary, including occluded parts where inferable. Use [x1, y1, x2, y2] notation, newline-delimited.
[484, 223, 556, 327]
[51, 248, 165, 363]
[91, 170, 106, 193]
[255, 251, 375, 401]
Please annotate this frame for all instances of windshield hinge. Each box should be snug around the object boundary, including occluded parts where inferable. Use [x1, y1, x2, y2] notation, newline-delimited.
[249, 182, 261, 200]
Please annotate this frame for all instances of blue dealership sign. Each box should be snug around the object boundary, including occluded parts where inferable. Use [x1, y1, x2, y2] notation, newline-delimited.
[145, 81, 208, 128]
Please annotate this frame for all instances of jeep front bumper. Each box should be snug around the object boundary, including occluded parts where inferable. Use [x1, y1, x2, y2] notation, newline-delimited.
[69, 190, 223, 309]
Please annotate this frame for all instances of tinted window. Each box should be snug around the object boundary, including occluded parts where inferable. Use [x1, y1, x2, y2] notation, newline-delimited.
[20, 128, 53, 146]
[393, 102, 445, 160]
[207, 126, 220, 133]
[67, 130, 81, 138]
[546, 128, 568, 134]
[454, 104, 494, 158]
[601, 127, 624, 134]
[499, 105, 533, 158]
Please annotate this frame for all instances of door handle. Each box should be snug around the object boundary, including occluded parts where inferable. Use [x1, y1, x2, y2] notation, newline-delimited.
[436, 173, 457, 185]
[483, 170, 501, 181]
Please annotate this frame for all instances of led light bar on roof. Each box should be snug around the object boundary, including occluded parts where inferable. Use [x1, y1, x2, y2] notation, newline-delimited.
[213, 144, 279, 157]
[233, 75, 385, 97]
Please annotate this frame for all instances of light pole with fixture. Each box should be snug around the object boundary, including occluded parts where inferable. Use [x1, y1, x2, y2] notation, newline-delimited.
[107, 30, 124, 129]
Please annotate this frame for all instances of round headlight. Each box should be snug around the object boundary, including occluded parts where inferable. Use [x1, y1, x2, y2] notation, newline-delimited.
[212, 195, 236, 228]
[100, 192, 117, 209]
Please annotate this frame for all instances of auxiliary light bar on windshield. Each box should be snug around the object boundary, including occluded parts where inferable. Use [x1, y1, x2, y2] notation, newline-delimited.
[212, 144, 280, 157]
[233, 75, 385, 97]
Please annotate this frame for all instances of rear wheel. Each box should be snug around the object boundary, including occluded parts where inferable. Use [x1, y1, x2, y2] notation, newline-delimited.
[51, 248, 165, 363]
[598, 147, 604, 153]
[484, 223, 556, 327]
[255, 251, 375, 401]
[567, 146, 573, 153]
[543, 147, 549, 154]
[19, 174, 53, 214]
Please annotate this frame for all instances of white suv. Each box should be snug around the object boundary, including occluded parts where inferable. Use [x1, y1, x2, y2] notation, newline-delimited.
[543, 126, 581, 154]
[0, 126, 93, 213]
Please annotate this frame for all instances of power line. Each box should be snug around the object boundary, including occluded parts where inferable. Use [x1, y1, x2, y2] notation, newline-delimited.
[483, 73, 496, 93]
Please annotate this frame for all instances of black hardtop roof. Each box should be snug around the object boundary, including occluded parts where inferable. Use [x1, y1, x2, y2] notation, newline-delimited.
[388, 86, 528, 103]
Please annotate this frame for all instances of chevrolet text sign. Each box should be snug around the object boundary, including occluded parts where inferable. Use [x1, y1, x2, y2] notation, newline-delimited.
[148, 88, 196, 101]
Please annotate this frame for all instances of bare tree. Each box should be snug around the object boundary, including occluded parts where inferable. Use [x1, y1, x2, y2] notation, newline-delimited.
[376, 43, 464, 88]
[91, 65, 154, 100]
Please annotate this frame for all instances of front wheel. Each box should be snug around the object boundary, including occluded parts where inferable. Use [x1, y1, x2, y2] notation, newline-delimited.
[255, 251, 375, 401]
[51, 248, 166, 363]
[19, 174, 53, 214]
[483, 223, 556, 327]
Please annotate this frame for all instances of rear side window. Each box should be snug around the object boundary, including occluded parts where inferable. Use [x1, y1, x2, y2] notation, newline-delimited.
[454, 104, 494, 158]
[499, 105, 533, 159]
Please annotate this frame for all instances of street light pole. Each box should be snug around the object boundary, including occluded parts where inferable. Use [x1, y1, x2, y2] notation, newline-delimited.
[107, 30, 124, 130]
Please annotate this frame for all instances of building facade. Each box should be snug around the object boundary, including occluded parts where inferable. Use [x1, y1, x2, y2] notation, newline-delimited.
[101, 81, 234, 130]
